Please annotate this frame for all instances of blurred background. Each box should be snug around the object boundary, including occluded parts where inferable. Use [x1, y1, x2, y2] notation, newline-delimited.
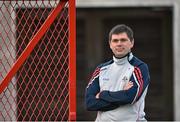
[76, 0, 178, 121]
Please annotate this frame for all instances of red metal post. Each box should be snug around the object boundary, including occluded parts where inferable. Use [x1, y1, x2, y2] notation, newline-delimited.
[68, 0, 76, 120]
[0, 0, 67, 94]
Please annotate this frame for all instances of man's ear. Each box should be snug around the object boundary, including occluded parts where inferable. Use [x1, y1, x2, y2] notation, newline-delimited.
[131, 39, 134, 48]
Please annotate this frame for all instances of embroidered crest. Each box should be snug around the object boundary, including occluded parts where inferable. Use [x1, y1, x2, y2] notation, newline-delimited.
[122, 76, 128, 82]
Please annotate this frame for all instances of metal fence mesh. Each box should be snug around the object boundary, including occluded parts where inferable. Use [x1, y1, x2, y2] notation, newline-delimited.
[0, 0, 71, 121]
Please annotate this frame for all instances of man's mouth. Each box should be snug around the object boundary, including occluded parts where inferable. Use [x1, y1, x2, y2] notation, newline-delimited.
[116, 48, 124, 52]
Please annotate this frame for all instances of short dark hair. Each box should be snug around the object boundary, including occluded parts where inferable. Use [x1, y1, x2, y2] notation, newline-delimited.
[109, 24, 134, 41]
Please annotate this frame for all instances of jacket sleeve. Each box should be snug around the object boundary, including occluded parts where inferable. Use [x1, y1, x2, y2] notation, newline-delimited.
[99, 63, 150, 105]
[85, 67, 119, 111]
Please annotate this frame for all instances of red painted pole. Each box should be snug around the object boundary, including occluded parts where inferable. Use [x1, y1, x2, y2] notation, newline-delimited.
[68, 0, 76, 121]
[0, 0, 67, 94]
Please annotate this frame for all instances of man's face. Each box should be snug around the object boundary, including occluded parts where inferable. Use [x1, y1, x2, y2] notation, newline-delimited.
[109, 32, 134, 58]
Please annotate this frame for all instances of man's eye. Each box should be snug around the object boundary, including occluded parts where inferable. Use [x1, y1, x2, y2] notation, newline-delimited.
[111, 38, 128, 42]
[112, 39, 119, 42]
[120, 39, 128, 42]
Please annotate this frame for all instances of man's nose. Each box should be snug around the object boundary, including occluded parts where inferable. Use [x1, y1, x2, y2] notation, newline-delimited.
[116, 40, 122, 45]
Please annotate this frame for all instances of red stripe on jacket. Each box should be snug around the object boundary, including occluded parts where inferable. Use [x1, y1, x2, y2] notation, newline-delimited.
[134, 67, 144, 98]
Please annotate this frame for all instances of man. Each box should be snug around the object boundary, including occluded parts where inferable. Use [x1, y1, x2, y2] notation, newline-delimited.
[85, 24, 150, 121]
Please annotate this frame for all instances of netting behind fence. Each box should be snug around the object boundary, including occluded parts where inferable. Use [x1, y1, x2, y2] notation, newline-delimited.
[0, 0, 76, 121]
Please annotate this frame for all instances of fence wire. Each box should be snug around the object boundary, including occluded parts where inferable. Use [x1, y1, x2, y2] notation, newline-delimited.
[0, 0, 71, 121]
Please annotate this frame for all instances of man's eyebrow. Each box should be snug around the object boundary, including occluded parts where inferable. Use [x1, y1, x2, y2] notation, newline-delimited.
[112, 39, 119, 41]
[112, 38, 128, 41]
[120, 38, 128, 41]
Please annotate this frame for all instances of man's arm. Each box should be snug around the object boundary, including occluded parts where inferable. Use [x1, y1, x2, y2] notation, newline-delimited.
[85, 67, 119, 111]
[98, 64, 150, 105]
[95, 81, 133, 99]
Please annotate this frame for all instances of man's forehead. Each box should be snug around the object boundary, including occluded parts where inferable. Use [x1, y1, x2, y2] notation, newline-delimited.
[111, 33, 128, 39]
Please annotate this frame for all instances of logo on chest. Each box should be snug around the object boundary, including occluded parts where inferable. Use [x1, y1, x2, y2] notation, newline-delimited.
[102, 78, 110, 81]
[122, 76, 128, 82]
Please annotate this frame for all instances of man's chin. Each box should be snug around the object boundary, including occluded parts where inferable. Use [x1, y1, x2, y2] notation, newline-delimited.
[115, 53, 128, 58]
[115, 54, 125, 58]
